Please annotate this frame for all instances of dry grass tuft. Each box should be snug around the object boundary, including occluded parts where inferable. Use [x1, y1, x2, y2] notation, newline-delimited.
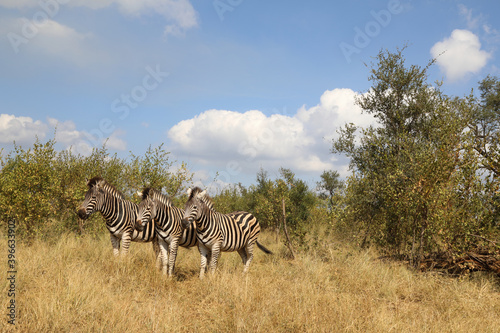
[1, 230, 500, 332]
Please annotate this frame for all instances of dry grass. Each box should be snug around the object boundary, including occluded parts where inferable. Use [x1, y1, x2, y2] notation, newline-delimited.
[1, 229, 500, 332]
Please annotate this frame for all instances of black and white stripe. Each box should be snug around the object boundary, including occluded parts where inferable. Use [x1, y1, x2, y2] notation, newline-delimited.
[77, 177, 157, 257]
[136, 188, 198, 277]
[182, 187, 272, 278]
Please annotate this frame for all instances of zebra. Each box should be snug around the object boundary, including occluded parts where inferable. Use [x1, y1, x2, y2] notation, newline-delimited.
[135, 187, 198, 277]
[181, 187, 272, 278]
[77, 176, 158, 258]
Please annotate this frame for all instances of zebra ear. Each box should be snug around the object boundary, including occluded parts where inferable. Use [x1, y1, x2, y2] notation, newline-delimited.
[197, 190, 207, 199]
[136, 190, 143, 197]
[94, 181, 102, 191]
[186, 188, 192, 197]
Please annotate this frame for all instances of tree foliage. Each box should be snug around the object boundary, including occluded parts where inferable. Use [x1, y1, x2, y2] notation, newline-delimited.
[0, 139, 193, 239]
[468, 75, 500, 176]
[126, 143, 192, 198]
[332, 47, 493, 264]
[245, 168, 317, 246]
[460, 75, 500, 229]
[210, 168, 319, 247]
[317, 170, 343, 213]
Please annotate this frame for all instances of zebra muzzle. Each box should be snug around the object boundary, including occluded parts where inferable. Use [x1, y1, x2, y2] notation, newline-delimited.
[181, 218, 192, 229]
[135, 219, 145, 231]
[77, 207, 88, 220]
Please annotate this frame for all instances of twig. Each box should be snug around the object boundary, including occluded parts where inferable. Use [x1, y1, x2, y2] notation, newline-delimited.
[466, 234, 500, 249]
[282, 198, 295, 260]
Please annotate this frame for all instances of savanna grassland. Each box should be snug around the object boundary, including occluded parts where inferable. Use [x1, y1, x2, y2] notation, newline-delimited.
[2, 48, 500, 332]
[2, 228, 500, 333]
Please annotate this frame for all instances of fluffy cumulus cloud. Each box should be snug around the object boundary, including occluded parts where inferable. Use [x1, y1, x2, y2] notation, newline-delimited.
[0, 114, 48, 144]
[0, 114, 127, 155]
[168, 89, 375, 175]
[430, 29, 491, 82]
[169, 110, 310, 160]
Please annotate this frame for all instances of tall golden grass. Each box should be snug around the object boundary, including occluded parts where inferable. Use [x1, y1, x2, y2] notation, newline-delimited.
[1, 228, 500, 332]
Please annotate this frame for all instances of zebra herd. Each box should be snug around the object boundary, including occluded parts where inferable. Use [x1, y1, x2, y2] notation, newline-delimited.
[77, 176, 272, 278]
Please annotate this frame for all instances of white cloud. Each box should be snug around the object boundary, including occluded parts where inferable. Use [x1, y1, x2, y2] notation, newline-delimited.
[0, 114, 48, 144]
[169, 109, 310, 161]
[30, 20, 94, 65]
[48, 117, 81, 144]
[168, 89, 376, 176]
[105, 129, 127, 151]
[0, 0, 198, 37]
[2, 17, 97, 65]
[81, 0, 198, 36]
[458, 4, 480, 30]
[457, 5, 500, 49]
[0, 114, 128, 155]
[430, 29, 491, 82]
[296, 88, 373, 143]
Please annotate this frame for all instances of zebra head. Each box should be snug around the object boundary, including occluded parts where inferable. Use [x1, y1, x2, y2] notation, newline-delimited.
[77, 177, 105, 220]
[136, 188, 157, 231]
[181, 187, 207, 229]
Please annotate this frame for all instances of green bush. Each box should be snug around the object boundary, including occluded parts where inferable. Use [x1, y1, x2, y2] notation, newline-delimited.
[0, 138, 193, 240]
[332, 47, 499, 263]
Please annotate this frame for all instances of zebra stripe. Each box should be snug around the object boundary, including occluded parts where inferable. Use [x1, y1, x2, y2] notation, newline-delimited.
[77, 177, 157, 257]
[182, 187, 272, 278]
[136, 188, 198, 277]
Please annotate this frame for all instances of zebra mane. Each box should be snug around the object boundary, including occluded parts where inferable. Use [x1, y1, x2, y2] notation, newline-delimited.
[189, 187, 214, 210]
[141, 187, 173, 206]
[87, 176, 103, 187]
[188, 187, 205, 200]
[87, 176, 125, 200]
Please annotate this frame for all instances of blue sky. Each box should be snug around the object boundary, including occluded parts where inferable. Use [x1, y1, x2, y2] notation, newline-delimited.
[1, 0, 499, 191]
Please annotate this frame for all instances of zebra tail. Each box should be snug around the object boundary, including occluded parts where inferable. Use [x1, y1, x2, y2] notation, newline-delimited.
[256, 241, 273, 255]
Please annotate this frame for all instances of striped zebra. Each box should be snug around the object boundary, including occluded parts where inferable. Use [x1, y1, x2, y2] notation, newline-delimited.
[181, 187, 272, 278]
[77, 177, 158, 257]
[135, 188, 198, 277]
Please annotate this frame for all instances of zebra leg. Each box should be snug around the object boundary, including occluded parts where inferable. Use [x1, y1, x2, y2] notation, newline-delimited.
[156, 251, 163, 270]
[153, 238, 163, 270]
[158, 238, 170, 275]
[168, 239, 180, 277]
[242, 242, 255, 273]
[209, 244, 221, 275]
[205, 250, 211, 273]
[120, 232, 132, 256]
[198, 244, 210, 279]
[237, 248, 248, 266]
[110, 234, 120, 257]
[152, 237, 160, 258]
